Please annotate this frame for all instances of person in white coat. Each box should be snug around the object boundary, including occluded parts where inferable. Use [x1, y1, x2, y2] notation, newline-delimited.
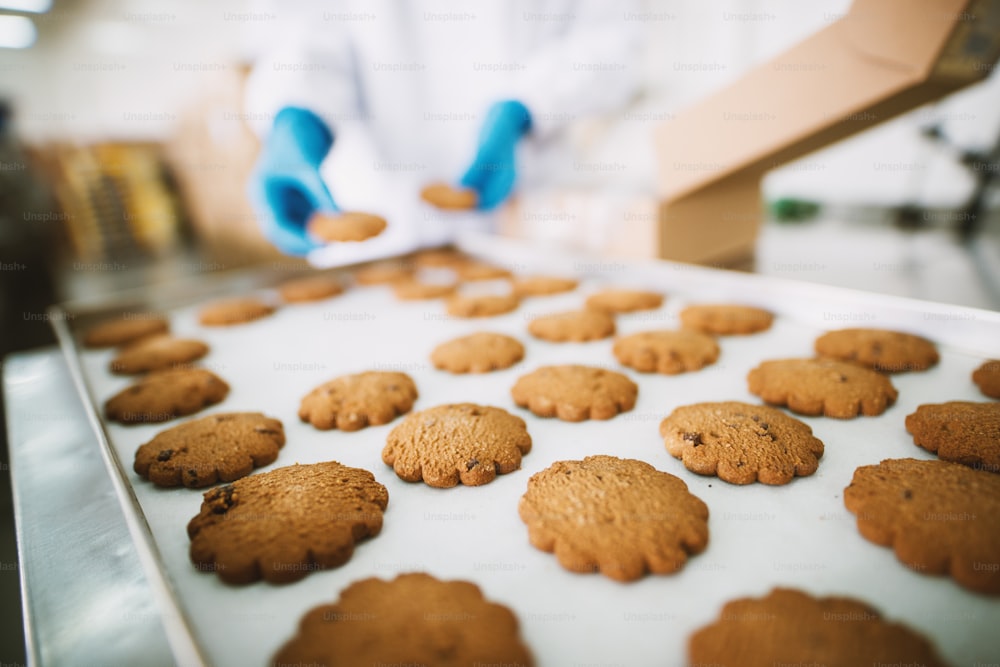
[245, 0, 642, 262]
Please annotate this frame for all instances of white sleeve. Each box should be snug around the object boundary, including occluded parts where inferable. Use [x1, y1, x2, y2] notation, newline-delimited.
[512, 0, 643, 138]
[243, 0, 361, 138]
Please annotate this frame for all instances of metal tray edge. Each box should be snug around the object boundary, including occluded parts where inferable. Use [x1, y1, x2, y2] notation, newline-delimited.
[48, 305, 207, 667]
[3, 357, 41, 667]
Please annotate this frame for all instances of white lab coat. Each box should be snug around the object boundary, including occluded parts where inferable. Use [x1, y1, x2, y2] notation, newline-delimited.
[245, 0, 641, 263]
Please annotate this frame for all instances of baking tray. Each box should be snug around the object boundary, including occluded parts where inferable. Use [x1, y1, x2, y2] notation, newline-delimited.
[51, 234, 1000, 667]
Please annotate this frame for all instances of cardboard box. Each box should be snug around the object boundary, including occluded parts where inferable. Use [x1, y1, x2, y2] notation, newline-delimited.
[651, 0, 1000, 266]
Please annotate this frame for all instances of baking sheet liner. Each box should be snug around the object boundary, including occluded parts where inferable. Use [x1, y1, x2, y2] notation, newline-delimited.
[51, 235, 1000, 667]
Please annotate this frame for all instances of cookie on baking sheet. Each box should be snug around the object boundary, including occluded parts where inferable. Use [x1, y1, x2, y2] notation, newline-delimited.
[747, 358, 898, 418]
[272, 573, 535, 667]
[187, 461, 388, 585]
[815, 328, 939, 373]
[518, 455, 709, 581]
[905, 401, 1000, 474]
[411, 247, 468, 268]
[510, 275, 579, 298]
[511, 364, 638, 421]
[109, 335, 209, 375]
[198, 297, 275, 326]
[392, 279, 456, 301]
[679, 304, 774, 335]
[383, 403, 531, 488]
[446, 293, 519, 318]
[688, 588, 950, 667]
[134, 412, 285, 488]
[278, 274, 344, 303]
[844, 457, 1000, 595]
[613, 330, 719, 374]
[83, 314, 169, 349]
[973, 360, 1000, 399]
[299, 371, 418, 431]
[307, 211, 387, 242]
[353, 260, 413, 286]
[660, 401, 824, 485]
[420, 182, 479, 210]
[528, 309, 615, 343]
[455, 261, 512, 281]
[585, 289, 663, 313]
[431, 332, 525, 374]
[105, 367, 229, 425]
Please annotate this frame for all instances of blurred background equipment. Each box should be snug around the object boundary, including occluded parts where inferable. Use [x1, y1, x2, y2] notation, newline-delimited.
[38, 141, 186, 261]
[0, 1, 998, 276]
[0, 98, 53, 667]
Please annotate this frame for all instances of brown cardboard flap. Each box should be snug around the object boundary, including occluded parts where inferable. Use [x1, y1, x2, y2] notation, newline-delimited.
[842, 0, 969, 75]
[654, 0, 984, 203]
[656, 24, 912, 201]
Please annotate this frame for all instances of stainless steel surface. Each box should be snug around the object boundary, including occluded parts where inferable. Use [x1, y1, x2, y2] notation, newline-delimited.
[5, 349, 173, 667]
[756, 217, 1000, 311]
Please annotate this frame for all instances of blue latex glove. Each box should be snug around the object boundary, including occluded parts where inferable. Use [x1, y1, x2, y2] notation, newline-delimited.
[459, 100, 532, 210]
[248, 107, 336, 255]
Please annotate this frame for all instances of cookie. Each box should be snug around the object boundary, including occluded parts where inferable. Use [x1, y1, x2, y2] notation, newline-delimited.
[510, 275, 579, 297]
[353, 260, 413, 285]
[392, 279, 456, 301]
[411, 247, 468, 268]
[82, 314, 169, 348]
[446, 293, 519, 318]
[198, 297, 275, 326]
[747, 358, 898, 418]
[679, 304, 774, 335]
[105, 367, 229, 425]
[518, 455, 709, 581]
[511, 364, 638, 421]
[273, 573, 534, 666]
[527, 309, 615, 342]
[844, 457, 1000, 595]
[431, 332, 525, 374]
[973, 359, 1000, 399]
[278, 274, 344, 303]
[613, 330, 719, 374]
[382, 403, 532, 487]
[660, 401, 824, 485]
[109, 335, 209, 375]
[815, 328, 939, 373]
[299, 371, 418, 431]
[307, 211, 387, 242]
[455, 261, 512, 281]
[133, 412, 285, 488]
[905, 401, 1000, 474]
[585, 289, 663, 313]
[420, 182, 479, 210]
[688, 588, 950, 667]
[187, 461, 388, 585]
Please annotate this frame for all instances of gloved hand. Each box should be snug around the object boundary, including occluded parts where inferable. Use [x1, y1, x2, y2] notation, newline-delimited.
[248, 107, 337, 255]
[459, 100, 532, 210]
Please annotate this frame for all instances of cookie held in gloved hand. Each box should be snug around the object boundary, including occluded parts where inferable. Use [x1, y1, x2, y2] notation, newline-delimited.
[307, 211, 387, 243]
[458, 100, 532, 211]
[419, 182, 479, 211]
[247, 106, 337, 256]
